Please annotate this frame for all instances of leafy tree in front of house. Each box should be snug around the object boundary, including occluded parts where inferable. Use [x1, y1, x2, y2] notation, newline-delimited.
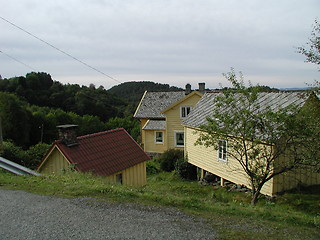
[196, 69, 320, 205]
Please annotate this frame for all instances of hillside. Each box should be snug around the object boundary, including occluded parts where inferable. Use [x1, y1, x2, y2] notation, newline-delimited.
[108, 81, 183, 103]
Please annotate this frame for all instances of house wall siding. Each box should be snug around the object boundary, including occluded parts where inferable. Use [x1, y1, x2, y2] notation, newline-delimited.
[273, 155, 320, 193]
[144, 130, 166, 153]
[185, 127, 274, 196]
[140, 119, 148, 150]
[106, 161, 147, 186]
[38, 147, 70, 174]
[165, 95, 201, 150]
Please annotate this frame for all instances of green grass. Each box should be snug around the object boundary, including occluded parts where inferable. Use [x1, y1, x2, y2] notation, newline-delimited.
[0, 169, 319, 240]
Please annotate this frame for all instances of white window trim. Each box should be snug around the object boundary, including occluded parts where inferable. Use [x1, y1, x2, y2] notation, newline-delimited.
[217, 140, 228, 163]
[174, 131, 184, 147]
[155, 131, 164, 144]
[180, 105, 192, 119]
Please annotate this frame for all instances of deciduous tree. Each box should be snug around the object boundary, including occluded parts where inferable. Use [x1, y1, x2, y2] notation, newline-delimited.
[196, 69, 320, 204]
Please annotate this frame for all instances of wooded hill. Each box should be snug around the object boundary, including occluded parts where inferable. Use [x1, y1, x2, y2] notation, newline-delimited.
[0, 72, 183, 147]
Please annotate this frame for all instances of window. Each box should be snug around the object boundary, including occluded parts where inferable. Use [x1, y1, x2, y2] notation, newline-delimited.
[175, 131, 184, 147]
[180, 106, 192, 119]
[155, 131, 163, 144]
[116, 173, 123, 184]
[218, 140, 227, 162]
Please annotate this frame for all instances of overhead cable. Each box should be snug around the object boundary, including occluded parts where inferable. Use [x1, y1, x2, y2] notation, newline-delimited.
[0, 16, 121, 84]
[0, 49, 37, 71]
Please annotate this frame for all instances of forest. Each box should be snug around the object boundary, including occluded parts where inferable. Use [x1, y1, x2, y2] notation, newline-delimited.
[0, 72, 182, 168]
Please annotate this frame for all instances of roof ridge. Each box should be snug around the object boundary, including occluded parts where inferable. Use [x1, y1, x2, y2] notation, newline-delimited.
[77, 128, 125, 140]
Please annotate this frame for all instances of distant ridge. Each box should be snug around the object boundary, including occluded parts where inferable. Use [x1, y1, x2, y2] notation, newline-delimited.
[279, 87, 309, 91]
[107, 81, 183, 102]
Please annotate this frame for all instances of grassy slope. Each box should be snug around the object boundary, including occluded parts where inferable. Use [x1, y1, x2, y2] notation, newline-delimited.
[0, 170, 319, 240]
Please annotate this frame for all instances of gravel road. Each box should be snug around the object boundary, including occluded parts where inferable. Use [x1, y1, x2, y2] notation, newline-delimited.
[0, 190, 217, 240]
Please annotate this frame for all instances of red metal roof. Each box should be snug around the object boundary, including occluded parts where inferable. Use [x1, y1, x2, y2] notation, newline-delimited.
[55, 128, 150, 176]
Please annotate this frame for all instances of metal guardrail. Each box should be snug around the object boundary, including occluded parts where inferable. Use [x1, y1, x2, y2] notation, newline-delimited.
[0, 157, 41, 176]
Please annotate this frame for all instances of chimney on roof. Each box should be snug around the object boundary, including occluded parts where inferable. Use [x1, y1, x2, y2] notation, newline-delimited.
[185, 83, 192, 95]
[57, 124, 79, 147]
[198, 83, 205, 94]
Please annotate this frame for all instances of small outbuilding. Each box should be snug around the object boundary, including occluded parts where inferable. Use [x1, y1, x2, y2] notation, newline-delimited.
[37, 125, 149, 186]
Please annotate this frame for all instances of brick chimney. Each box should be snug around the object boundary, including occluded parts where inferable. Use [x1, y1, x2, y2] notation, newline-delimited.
[185, 83, 192, 95]
[198, 83, 205, 94]
[57, 124, 79, 147]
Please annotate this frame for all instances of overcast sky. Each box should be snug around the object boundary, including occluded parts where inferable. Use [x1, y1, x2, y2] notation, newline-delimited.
[1, 0, 319, 90]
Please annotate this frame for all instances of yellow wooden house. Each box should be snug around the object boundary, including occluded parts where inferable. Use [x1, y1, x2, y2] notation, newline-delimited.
[38, 125, 150, 186]
[134, 83, 204, 155]
[183, 92, 320, 196]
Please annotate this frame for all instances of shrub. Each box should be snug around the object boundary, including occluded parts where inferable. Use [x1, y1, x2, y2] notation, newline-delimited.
[27, 143, 51, 169]
[146, 160, 160, 175]
[0, 141, 30, 167]
[159, 149, 184, 172]
[0, 141, 51, 169]
[175, 157, 197, 180]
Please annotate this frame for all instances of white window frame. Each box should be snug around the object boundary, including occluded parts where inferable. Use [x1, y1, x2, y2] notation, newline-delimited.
[180, 105, 192, 119]
[155, 131, 164, 144]
[218, 140, 227, 162]
[174, 131, 184, 147]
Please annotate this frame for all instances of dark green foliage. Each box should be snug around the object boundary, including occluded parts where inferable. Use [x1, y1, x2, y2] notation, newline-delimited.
[0, 141, 51, 169]
[0, 141, 28, 166]
[105, 115, 140, 141]
[0, 92, 31, 147]
[26, 143, 51, 169]
[175, 158, 197, 180]
[0, 72, 126, 121]
[146, 160, 161, 175]
[158, 149, 184, 172]
[108, 81, 183, 103]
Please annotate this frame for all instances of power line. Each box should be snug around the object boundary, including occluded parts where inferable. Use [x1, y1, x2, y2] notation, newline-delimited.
[0, 16, 121, 84]
[0, 49, 37, 71]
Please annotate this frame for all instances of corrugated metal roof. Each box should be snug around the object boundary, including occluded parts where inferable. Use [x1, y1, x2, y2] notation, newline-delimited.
[142, 120, 166, 130]
[134, 91, 186, 118]
[184, 92, 308, 128]
[54, 128, 150, 176]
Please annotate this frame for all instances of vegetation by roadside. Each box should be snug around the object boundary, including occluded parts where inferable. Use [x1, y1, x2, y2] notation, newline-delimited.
[0, 168, 319, 240]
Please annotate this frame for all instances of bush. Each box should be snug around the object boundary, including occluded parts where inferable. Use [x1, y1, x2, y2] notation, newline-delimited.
[175, 158, 197, 180]
[0, 141, 51, 169]
[27, 143, 51, 169]
[0, 141, 29, 167]
[158, 149, 184, 172]
[146, 160, 160, 175]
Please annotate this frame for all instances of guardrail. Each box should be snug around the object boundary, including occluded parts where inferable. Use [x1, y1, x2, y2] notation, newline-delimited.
[0, 157, 41, 176]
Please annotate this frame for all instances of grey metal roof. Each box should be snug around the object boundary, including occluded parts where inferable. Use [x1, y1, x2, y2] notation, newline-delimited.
[134, 91, 186, 118]
[143, 120, 166, 130]
[184, 92, 308, 128]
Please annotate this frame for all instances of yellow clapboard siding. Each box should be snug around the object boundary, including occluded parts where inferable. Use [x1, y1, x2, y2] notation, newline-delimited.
[185, 127, 274, 196]
[144, 130, 166, 153]
[140, 119, 148, 150]
[165, 94, 201, 150]
[108, 161, 147, 186]
[273, 154, 320, 193]
[38, 147, 70, 174]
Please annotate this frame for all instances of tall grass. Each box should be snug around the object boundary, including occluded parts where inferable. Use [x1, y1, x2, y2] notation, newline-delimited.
[0, 169, 319, 240]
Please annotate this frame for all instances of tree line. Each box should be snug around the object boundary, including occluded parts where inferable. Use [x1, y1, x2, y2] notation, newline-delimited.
[0, 72, 185, 168]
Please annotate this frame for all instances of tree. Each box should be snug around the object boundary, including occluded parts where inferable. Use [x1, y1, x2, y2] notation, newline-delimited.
[196, 69, 320, 204]
[298, 19, 320, 69]
[0, 92, 31, 147]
